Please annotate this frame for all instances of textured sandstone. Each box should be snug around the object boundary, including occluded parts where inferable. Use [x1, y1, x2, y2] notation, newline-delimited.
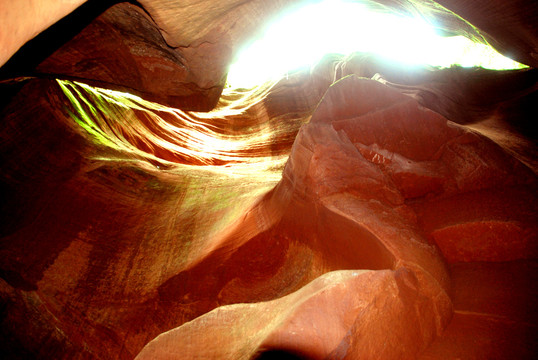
[137, 269, 438, 360]
[420, 260, 538, 359]
[0, 0, 537, 359]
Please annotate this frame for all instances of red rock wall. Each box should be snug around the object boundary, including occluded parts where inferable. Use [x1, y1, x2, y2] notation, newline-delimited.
[0, 0, 537, 359]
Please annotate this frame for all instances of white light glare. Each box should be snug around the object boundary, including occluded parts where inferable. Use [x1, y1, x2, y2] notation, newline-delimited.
[227, 0, 526, 88]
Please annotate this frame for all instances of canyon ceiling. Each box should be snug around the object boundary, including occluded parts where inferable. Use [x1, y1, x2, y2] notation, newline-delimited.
[0, 0, 537, 359]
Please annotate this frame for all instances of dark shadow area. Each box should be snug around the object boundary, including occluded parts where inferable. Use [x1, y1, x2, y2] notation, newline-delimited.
[496, 86, 538, 141]
[0, 78, 28, 113]
[252, 349, 309, 360]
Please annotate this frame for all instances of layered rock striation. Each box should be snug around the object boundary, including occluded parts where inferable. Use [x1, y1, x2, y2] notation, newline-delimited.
[0, 0, 537, 359]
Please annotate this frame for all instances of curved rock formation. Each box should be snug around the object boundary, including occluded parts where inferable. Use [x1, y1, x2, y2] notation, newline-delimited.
[0, 0, 537, 359]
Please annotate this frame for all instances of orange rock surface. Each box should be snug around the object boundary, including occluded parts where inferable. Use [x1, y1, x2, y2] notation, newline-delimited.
[0, 0, 537, 359]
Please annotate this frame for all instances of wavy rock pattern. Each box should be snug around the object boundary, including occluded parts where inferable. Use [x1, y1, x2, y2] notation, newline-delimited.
[0, 0, 537, 359]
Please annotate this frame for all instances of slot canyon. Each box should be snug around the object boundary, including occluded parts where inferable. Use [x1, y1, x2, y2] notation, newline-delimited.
[0, 0, 537, 359]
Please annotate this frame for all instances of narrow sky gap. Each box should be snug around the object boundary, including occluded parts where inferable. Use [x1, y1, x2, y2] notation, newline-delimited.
[227, 0, 527, 88]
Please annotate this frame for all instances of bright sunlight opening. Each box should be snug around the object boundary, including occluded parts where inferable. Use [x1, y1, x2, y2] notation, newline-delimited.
[227, 0, 527, 88]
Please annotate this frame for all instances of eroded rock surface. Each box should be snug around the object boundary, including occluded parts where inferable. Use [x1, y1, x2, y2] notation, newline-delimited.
[0, 0, 537, 359]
